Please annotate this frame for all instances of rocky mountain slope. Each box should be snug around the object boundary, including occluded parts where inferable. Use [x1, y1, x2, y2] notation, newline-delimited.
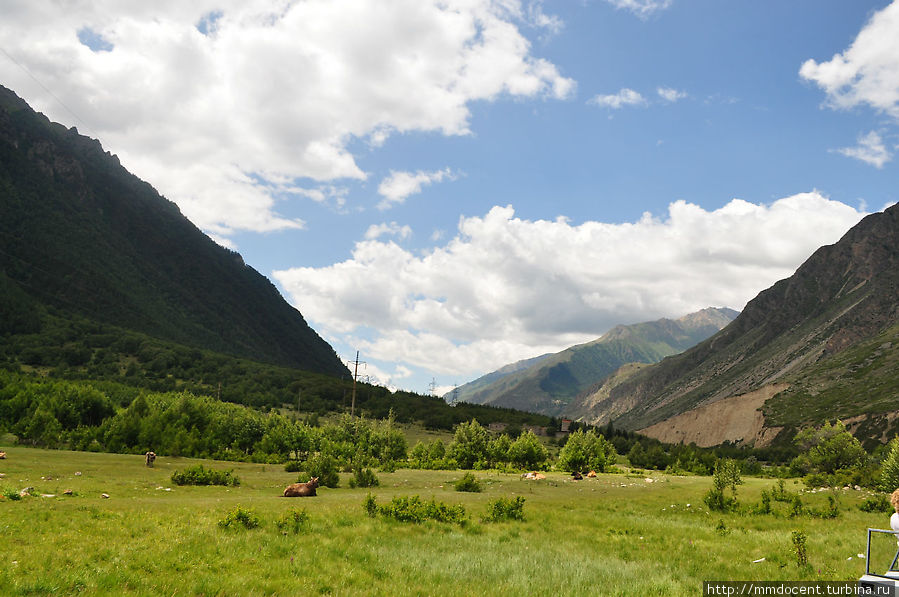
[571, 203, 899, 446]
[449, 307, 737, 417]
[0, 85, 347, 377]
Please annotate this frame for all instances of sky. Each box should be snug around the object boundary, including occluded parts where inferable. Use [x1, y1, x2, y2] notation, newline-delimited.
[1, 0, 898, 395]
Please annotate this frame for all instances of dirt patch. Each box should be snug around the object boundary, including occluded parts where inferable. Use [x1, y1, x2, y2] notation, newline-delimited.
[637, 384, 789, 447]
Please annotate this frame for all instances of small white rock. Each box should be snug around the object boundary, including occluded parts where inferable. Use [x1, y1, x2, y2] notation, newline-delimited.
[752, 558, 765, 563]
[101, 493, 109, 499]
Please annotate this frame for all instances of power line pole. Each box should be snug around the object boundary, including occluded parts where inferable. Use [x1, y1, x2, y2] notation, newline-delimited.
[349, 351, 365, 417]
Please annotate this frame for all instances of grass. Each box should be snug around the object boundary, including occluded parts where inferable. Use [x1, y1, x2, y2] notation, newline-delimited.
[0, 446, 889, 596]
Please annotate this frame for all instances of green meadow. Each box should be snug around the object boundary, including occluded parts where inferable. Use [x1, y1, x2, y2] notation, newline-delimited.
[0, 446, 888, 596]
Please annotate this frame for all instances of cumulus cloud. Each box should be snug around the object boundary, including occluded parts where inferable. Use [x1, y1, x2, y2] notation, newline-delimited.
[604, 0, 673, 19]
[377, 168, 458, 210]
[0, 0, 573, 239]
[657, 87, 687, 102]
[799, 0, 899, 119]
[835, 130, 893, 168]
[364, 222, 413, 241]
[589, 88, 646, 109]
[273, 192, 866, 379]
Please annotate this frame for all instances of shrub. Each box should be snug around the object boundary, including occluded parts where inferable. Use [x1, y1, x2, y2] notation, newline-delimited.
[171, 464, 239, 486]
[751, 490, 772, 515]
[813, 494, 840, 519]
[284, 460, 303, 473]
[791, 530, 808, 567]
[305, 453, 340, 488]
[276, 509, 310, 534]
[363, 493, 378, 518]
[454, 472, 483, 493]
[2, 487, 22, 501]
[860, 494, 893, 513]
[373, 494, 467, 525]
[349, 467, 380, 489]
[218, 505, 260, 530]
[483, 496, 526, 522]
[704, 459, 742, 512]
[789, 495, 804, 518]
[880, 437, 899, 492]
[771, 479, 793, 502]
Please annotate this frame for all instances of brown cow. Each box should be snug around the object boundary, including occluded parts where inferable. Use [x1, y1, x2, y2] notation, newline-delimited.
[283, 477, 320, 497]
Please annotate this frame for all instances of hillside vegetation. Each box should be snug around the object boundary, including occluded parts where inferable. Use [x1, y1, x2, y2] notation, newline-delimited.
[572, 203, 899, 444]
[0, 84, 345, 376]
[454, 307, 737, 417]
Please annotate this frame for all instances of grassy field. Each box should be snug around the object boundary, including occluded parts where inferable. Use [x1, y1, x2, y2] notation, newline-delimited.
[0, 446, 889, 596]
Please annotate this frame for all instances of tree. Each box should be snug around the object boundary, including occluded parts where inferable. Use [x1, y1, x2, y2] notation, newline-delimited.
[557, 429, 617, 474]
[793, 421, 866, 475]
[704, 458, 742, 511]
[507, 431, 547, 470]
[449, 419, 489, 469]
[880, 437, 899, 492]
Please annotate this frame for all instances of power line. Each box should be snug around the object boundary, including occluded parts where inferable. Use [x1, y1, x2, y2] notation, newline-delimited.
[0, 46, 92, 136]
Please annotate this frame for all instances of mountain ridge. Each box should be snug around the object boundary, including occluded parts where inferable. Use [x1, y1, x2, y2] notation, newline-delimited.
[571, 202, 899, 444]
[449, 307, 738, 417]
[0, 84, 348, 377]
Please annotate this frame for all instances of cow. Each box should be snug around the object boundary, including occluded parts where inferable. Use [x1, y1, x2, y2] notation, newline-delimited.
[145, 451, 156, 467]
[283, 477, 320, 497]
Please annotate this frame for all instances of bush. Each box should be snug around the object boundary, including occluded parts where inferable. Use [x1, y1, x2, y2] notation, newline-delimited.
[218, 505, 260, 530]
[349, 467, 380, 489]
[483, 496, 526, 522]
[276, 509, 310, 534]
[305, 453, 340, 488]
[171, 464, 239, 486]
[2, 487, 22, 501]
[371, 494, 467, 525]
[813, 494, 840, 519]
[454, 472, 483, 493]
[363, 493, 378, 518]
[860, 494, 893, 513]
[284, 460, 303, 473]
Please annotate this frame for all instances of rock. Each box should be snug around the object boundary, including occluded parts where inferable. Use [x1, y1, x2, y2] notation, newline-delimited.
[40, 494, 56, 498]
[101, 493, 109, 499]
[0, 451, 6, 459]
[74, 472, 82, 476]
[63, 489, 73, 495]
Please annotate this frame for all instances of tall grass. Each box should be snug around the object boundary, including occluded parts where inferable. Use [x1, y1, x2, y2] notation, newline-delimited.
[0, 446, 885, 595]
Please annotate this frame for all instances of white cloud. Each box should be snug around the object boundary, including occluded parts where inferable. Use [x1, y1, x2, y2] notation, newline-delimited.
[604, 0, 673, 19]
[589, 88, 646, 109]
[657, 87, 687, 102]
[799, 1, 899, 119]
[364, 222, 413, 241]
[0, 0, 574, 239]
[835, 130, 893, 168]
[273, 192, 866, 379]
[377, 168, 458, 209]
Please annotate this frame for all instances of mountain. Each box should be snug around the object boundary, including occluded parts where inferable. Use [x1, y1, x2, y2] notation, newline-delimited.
[0, 85, 347, 377]
[448, 307, 738, 417]
[571, 202, 899, 447]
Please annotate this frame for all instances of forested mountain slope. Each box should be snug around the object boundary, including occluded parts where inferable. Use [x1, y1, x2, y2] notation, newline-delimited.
[0, 85, 346, 376]
[451, 308, 737, 417]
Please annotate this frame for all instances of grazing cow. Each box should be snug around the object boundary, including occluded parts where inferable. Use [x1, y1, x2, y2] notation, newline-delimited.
[283, 477, 320, 497]
[145, 451, 156, 467]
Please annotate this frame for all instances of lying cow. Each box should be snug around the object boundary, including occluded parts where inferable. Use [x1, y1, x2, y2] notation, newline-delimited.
[283, 477, 320, 497]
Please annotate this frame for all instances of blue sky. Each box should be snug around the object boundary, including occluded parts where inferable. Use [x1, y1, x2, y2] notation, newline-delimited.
[1, 0, 897, 394]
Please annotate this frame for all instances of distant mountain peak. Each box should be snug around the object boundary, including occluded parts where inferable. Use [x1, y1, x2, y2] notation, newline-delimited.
[449, 307, 737, 417]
